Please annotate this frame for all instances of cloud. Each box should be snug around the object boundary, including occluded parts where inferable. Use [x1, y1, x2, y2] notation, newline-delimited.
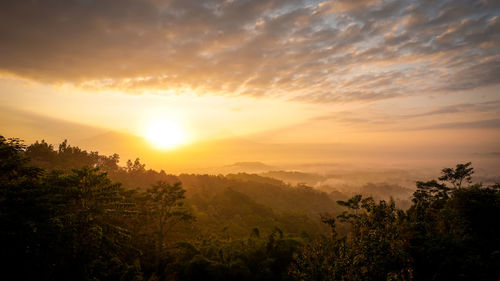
[0, 0, 499, 102]
[402, 100, 500, 118]
[307, 99, 500, 132]
[419, 118, 500, 130]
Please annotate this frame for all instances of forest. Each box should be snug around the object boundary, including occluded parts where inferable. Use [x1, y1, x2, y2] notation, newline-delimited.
[1, 135, 499, 281]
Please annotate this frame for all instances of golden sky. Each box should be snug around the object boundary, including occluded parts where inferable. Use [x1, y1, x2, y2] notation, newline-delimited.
[1, 0, 499, 170]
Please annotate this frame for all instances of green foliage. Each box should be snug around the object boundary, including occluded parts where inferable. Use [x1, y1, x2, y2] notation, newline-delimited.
[4, 137, 334, 280]
[291, 196, 412, 281]
[291, 162, 500, 281]
[168, 228, 302, 281]
[0, 137, 142, 280]
[2, 136, 499, 281]
[406, 163, 499, 281]
[144, 181, 195, 273]
[181, 173, 336, 239]
[0, 136, 43, 182]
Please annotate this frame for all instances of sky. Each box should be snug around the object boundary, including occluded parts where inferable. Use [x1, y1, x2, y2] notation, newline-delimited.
[1, 0, 499, 170]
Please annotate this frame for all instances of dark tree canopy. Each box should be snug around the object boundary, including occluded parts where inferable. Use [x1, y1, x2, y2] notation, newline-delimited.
[291, 162, 500, 281]
[1, 136, 499, 281]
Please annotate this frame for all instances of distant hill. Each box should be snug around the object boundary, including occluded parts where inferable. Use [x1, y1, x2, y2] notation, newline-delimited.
[221, 161, 274, 173]
[261, 170, 326, 186]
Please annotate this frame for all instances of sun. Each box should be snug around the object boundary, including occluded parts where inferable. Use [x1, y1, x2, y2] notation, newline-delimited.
[144, 118, 187, 150]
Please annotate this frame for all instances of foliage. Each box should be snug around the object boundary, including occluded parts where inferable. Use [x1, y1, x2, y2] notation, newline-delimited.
[2, 136, 499, 281]
[0, 137, 141, 280]
[1, 137, 313, 280]
[290, 196, 412, 281]
[290, 162, 500, 281]
[144, 181, 195, 273]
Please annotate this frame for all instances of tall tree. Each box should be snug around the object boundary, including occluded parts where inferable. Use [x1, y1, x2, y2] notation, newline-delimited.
[143, 181, 194, 274]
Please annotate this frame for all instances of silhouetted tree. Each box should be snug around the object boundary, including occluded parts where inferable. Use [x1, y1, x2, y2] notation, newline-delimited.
[291, 162, 499, 281]
[438, 162, 474, 189]
[143, 181, 194, 275]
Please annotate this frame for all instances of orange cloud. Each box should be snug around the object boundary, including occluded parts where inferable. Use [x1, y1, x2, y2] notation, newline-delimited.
[0, 0, 498, 102]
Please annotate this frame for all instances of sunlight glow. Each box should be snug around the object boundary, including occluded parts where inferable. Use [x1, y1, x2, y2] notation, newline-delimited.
[144, 118, 187, 150]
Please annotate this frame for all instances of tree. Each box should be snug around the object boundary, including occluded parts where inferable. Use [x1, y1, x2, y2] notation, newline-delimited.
[0, 136, 42, 182]
[0, 137, 140, 280]
[25, 139, 57, 168]
[50, 167, 138, 280]
[438, 162, 474, 189]
[406, 162, 499, 281]
[143, 181, 194, 274]
[291, 196, 412, 281]
[127, 158, 146, 174]
[291, 163, 492, 281]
